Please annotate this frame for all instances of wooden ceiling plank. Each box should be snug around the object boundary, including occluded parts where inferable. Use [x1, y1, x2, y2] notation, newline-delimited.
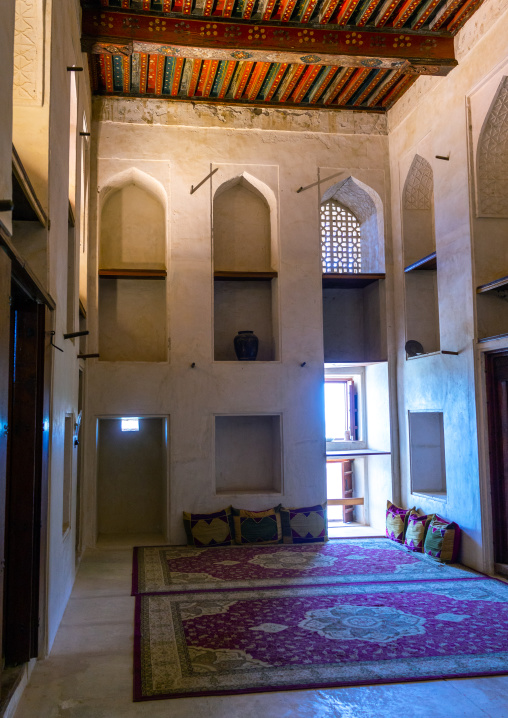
[188, 58, 203, 94]
[104, 52, 114, 92]
[264, 62, 289, 99]
[171, 56, 185, 93]
[233, 60, 255, 97]
[392, 0, 420, 26]
[277, 64, 305, 101]
[292, 63, 321, 102]
[336, 66, 369, 103]
[223, 0, 236, 16]
[366, 67, 400, 104]
[155, 53, 165, 94]
[335, 0, 362, 25]
[410, 0, 441, 28]
[217, 60, 237, 96]
[428, 0, 463, 29]
[352, 67, 386, 104]
[446, 0, 483, 32]
[299, 0, 320, 22]
[146, 54, 158, 93]
[179, 57, 193, 94]
[373, 0, 400, 25]
[356, 0, 383, 25]
[281, 0, 299, 21]
[308, 64, 338, 102]
[252, 0, 272, 19]
[318, 0, 342, 22]
[381, 70, 415, 105]
[248, 61, 271, 98]
[122, 54, 130, 92]
[323, 65, 354, 103]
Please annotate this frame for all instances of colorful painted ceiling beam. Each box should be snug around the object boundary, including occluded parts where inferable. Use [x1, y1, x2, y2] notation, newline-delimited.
[81, 9, 457, 75]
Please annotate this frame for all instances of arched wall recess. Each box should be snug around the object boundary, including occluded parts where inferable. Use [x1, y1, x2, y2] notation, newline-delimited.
[212, 172, 279, 361]
[99, 168, 167, 270]
[321, 176, 385, 274]
[213, 172, 278, 272]
[402, 154, 440, 355]
[477, 75, 508, 218]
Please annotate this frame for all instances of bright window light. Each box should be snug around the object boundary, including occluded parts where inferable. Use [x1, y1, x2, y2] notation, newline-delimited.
[325, 379, 356, 442]
[121, 418, 139, 432]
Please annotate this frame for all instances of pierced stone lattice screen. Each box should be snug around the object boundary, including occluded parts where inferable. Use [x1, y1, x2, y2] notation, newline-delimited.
[477, 76, 508, 217]
[321, 202, 361, 273]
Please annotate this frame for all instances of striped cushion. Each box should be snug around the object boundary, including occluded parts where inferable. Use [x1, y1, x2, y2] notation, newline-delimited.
[404, 513, 434, 552]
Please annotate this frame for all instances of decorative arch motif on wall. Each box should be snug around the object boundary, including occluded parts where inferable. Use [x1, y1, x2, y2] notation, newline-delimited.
[403, 155, 433, 211]
[321, 176, 384, 274]
[99, 167, 167, 212]
[477, 76, 508, 218]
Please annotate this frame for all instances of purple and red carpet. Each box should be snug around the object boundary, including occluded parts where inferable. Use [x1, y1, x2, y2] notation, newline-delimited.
[132, 540, 508, 701]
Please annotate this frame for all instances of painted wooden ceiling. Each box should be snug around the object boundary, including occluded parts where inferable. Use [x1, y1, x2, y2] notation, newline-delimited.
[81, 0, 484, 111]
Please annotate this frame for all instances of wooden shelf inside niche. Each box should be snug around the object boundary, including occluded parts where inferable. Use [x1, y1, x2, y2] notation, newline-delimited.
[404, 252, 437, 272]
[99, 268, 167, 280]
[214, 271, 278, 281]
[322, 273, 385, 289]
[477, 275, 508, 293]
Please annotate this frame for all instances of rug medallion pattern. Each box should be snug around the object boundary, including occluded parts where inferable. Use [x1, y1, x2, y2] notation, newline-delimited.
[134, 579, 508, 700]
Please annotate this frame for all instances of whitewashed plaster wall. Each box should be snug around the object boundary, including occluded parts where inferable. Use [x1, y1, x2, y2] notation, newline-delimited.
[33, 0, 92, 651]
[84, 101, 394, 546]
[387, 0, 508, 570]
[0, 0, 15, 236]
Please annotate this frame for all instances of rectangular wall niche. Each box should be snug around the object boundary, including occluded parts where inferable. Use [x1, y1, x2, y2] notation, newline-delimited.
[408, 411, 446, 495]
[97, 417, 167, 535]
[215, 415, 282, 494]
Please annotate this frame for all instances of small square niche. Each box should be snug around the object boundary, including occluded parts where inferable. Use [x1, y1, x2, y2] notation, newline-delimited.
[409, 411, 446, 495]
[215, 415, 282, 494]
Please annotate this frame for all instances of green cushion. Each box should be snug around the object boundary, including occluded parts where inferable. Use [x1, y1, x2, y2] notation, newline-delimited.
[232, 506, 282, 545]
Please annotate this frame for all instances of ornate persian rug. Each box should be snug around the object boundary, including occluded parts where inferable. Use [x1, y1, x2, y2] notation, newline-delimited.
[134, 578, 508, 700]
[132, 539, 480, 595]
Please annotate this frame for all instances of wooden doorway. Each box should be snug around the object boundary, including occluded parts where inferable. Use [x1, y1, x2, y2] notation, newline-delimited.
[486, 351, 508, 576]
[3, 277, 47, 665]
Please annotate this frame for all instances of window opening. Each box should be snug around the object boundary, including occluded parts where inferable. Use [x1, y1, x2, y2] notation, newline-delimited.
[121, 418, 139, 432]
[321, 201, 361, 273]
[324, 378, 357, 442]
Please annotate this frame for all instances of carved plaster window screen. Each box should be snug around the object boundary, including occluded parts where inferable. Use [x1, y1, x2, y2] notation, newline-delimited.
[321, 201, 361, 273]
[477, 76, 508, 218]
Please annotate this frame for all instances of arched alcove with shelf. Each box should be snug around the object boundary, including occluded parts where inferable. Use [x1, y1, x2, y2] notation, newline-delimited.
[402, 155, 440, 355]
[321, 176, 386, 363]
[213, 173, 279, 361]
[98, 169, 167, 362]
[475, 77, 508, 342]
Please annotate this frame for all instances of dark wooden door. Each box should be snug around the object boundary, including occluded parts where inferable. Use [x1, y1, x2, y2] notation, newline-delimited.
[3, 280, 45, 665]
[342, 459, 354, 522]
[486, 352, 508, 574]
[0, 249, 12, 678]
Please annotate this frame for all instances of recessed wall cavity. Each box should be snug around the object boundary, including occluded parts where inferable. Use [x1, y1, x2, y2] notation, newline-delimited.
[99, 174, 167, 361]
[97, 417, 167, 536]
[475, 77, 508, 341]
[408, 411, 446, 496]
[215, 415, 282, 494]
[402, 155, 440, 354]
[213, 174, 279, 361]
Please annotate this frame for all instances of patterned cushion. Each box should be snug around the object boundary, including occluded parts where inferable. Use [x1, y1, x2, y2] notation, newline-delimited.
[386, 501, 416, 544]
[280, 504, 327, 544]
[404, 513, 434, 552]
[423, 515, 461, 562]
[232, 506, 282, 545]
[183, 507, 235, 547]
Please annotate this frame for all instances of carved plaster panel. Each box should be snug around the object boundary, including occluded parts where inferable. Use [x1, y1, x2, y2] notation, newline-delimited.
[403, 154, 433, 211]
[477, 76, 508, 218]
[13, 0, 44, 106]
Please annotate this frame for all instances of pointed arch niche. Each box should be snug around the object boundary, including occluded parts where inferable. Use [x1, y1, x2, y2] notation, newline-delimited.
[98, 169, 167, 362]
[321, 177, 386, 362]
[402, 155, 440, 355]
[475, 77, 508, 341]
[213, 173, 279, 361]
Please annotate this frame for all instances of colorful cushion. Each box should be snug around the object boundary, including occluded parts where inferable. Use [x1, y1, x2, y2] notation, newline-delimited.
[232, 506, 282, 545]
[386, 501, 416, 544]
[404, 513, 434, 552]
[280, 504, 327, 544]
[423, 514, 461, 562]
[183, 507, 235, 547]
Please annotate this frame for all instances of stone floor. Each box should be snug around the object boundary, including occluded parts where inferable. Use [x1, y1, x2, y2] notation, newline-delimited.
[13, 535, 508, 718]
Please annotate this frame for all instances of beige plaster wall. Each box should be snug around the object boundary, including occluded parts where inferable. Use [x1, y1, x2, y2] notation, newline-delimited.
[387, 0, 508, 569]
[84, 103, 394, 546]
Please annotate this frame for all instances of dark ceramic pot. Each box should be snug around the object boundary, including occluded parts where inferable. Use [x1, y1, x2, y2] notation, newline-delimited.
[234, 330, 259, 361]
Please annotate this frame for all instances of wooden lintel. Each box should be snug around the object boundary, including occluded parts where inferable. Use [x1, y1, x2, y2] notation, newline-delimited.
[81, 9, 456, 73]
[327, 497, 364, 505]
[99, 268, 167, 279]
